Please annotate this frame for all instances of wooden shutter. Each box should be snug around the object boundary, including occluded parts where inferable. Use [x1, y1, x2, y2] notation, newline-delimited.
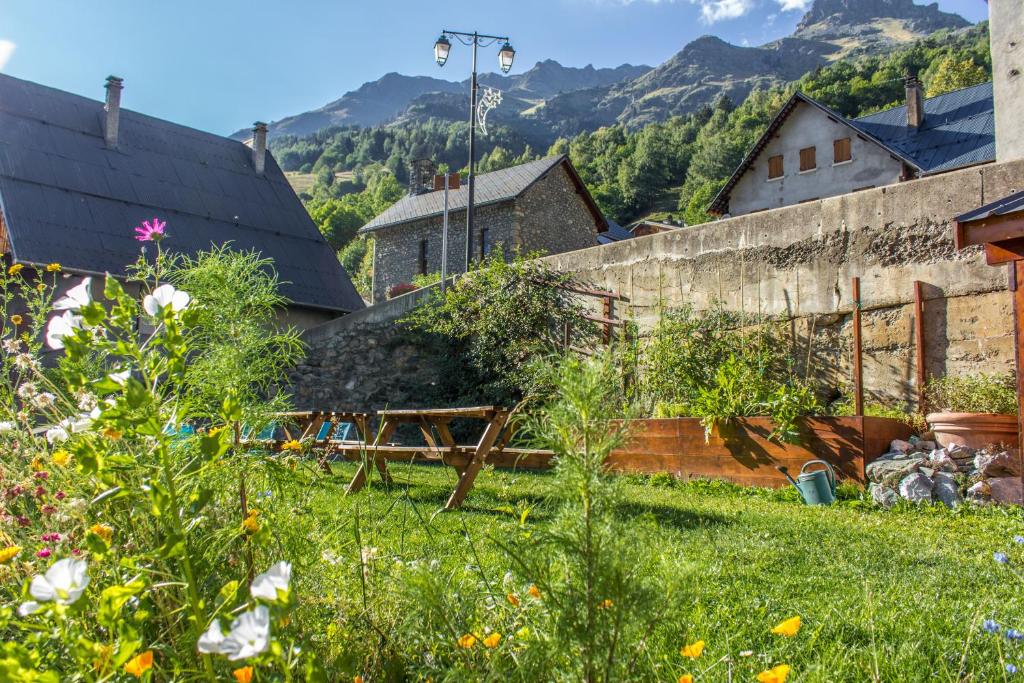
[834, 138, 851, 163]
[799, 147, 816, 172]
[768, 155, 784, 179]
[419, 239, 428, 275]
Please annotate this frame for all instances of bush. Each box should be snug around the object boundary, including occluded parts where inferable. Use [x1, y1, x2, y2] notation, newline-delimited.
[386, 282, 418, 299]
[925, 373, 1018, 414]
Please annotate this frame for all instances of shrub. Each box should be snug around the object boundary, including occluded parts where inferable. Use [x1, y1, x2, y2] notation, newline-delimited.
[925, 373, 1018, 415]
[386, 282, 418, 299]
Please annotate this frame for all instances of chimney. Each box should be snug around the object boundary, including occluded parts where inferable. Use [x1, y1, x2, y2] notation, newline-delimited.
[409, 158, 436, 195]
[904, 70, 924, 130]
[103, 75, 123, 148]
[990, 0, 1024, 162]
[252, 122, 268, 176]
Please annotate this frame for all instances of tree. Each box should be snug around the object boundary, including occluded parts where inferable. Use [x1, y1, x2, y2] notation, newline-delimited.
[927, 54, 989, 97]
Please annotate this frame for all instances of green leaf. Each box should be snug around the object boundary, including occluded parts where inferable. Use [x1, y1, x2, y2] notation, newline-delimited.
[200, 428, 230, 460]
[104, 274, 126, 300]
[98, 580, 145, 626]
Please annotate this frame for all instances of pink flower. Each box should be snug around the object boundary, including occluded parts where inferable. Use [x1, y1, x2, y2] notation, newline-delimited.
[34, 486, 46, 499]
[41, 505, 56, 515]
[55, 490, 66, 501]
[41, 533, 61, 543]
[71, 548, 82, 556]
[16, 516, 30, 527]
[36, 547, 51, 559]
[34, 471, 48, 480]
[134, 218, 167, 242]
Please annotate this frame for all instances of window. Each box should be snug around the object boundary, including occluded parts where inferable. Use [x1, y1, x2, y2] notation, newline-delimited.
[834, 138, 852, 163]
[479, 227, 489, 259]
[768, 155, 784, 180]
[799, 147, 816, 172]
[418, 239, 428, 275]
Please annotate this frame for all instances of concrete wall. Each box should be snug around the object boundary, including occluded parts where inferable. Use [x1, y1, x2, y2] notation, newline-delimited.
[991, 0, 1024, 163]
[729, 101, 905, 216]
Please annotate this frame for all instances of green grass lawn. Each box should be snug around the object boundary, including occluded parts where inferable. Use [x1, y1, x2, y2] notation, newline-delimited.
[286, 461, 1024, 681]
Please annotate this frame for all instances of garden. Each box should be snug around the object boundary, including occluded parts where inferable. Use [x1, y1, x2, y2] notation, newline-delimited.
[0, 226, 1023, 681]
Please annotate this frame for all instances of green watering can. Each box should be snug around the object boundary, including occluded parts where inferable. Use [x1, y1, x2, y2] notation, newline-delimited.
[776, 460, 836, 505]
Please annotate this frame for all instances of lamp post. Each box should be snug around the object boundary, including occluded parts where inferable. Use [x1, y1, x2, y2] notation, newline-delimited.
[434, 30, 516, 272]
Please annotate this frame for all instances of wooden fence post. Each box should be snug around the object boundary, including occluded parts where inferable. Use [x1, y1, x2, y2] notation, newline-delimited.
[852, 276, 864, 416]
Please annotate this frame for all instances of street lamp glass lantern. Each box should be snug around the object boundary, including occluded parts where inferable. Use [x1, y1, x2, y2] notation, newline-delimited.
[434, 35, 451, 67]
[498, 42, 515, 73]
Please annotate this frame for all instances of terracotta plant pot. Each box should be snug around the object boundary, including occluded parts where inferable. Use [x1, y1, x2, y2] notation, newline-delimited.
[925, 412, 1019, 449]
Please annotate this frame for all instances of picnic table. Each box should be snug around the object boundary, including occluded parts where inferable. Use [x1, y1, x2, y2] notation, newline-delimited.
[271, 411, 370, 472]
[343, 406, 512, 510]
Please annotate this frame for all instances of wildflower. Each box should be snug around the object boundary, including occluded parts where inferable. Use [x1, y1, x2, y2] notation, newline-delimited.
[9, 314, 22, 326]
[0, 546, 21, 563]
[757, 664, 791, 683]
[0, 421, 12, 433]
[995, 552, 1010, 564]
[143, 283, 190, 316]
[1, 337, 19, 353]
[507, 593, 520, 607]
[89, 523, 113, 544]
[281, 439, 302, 452]
[516, 627, 530, 639]
[251, 561, 291, 602]
[597, 598, 614, 609]
[8, 264, 23, 276]
[53, 278, 92, 312]
[108, 369, 131, 385]
[134, 218, 166, 243]
[45, 310, 83, 350]
[19, 557, 90, 614]
[30, 456, 43, 471]
[1008, 629, 1024, 641]
[101, 427, 123, 441]
[45, 425, 69, 444]
[32, 392, 55, 410]
[17, 383, 38, 399]
[679, 676, 694, 683]
[1009, 663, 1019, 674]
[37, 548, 52, 559]
[41, 504, 56, 515]
[483, 632, 501, 648]
[1015, 536, 1024, 545]
[680, 640, 705, 658]
[984, 619, 1001, 634]
[34, 485, 46, 498]
[197, 605, 271, 660]
[458, 634, 477, 648]
[13, 353, 36, 371]
[123, 651, 153, 678]
[771, 616, 801, 637]
[353, 677, 363, 683]
[41, 533, 60, 543]
[739, 650, 754, 657]
[52, 450, 70, 467]
[34, 471, 49, 480]
[527, 584, 541, 599]
[233, 667, 254, 683]
[16, 516, 30, 527]
[45, 263, 61, 272]
[36, 283, 45, 292]
[242, 509, 260, 534]
[55, 490, 66, 500]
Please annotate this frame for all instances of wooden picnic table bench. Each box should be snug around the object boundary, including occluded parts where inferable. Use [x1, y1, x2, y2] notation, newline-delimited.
[269, 411, 371, 472]
[344, 406, 512, 510]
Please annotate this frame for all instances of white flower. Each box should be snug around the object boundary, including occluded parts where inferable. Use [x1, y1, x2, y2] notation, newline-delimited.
[108, 369, 131, 385]
[251, 561, 291, 602]
[0, 421, 13, 433]
[53, 278, 92, 311]
[143, 284, 190, 317]
[197, 605, 271, 661]
[13, 353, 37, 371]
[45, 425, 69, 444]
[45, 311, 82, 350]
[2, 337, 21, 353]
[20, 559, 89, 615]
[32, 392, 55, 410]
[16, 382, 37, 399]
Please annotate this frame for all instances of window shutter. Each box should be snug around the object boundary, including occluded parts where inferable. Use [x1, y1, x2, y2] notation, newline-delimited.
[834, 138, 851, 163]
[768, 155, 784, 179]
[799, 147, 816, 172]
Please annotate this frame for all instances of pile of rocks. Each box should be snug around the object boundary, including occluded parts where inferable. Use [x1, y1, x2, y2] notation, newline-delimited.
[866, 437, 1022, 508]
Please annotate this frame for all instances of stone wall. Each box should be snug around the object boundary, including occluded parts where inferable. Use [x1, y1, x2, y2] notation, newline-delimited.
[516, 164, 602, 255]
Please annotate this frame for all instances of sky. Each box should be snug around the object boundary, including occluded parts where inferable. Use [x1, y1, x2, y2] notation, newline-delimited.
[0, 0, 989, 136]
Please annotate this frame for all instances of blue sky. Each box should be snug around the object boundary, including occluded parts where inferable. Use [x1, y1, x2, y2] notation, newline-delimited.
[0, 0, 988, 136]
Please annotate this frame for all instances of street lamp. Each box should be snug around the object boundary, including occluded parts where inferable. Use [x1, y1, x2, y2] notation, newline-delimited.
[434, 29, 515, 272]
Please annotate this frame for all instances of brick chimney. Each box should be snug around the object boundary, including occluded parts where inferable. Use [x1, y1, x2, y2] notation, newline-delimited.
[991, 0, 1024, 162]
[103, 76, 123, 148]
[252, 122, 268, 176]
[904, 70, 924, 130]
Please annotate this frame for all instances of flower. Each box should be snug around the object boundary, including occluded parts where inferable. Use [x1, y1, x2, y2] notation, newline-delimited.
[36, 283, 45, 292]
[134, 218, 166, 242]
[757, 664, 791, 683]
[507, 593, 520, 607]
[0, 546, 21, 563]
[527, 584, 541, 599]
[1009, 663, 1019, 674]
[197, 605, 271, 660]
[984, 619, 1002, 634]
[251, 561, 291, 602]
[680, 640, 705, 658]
[483, 632, 501, 648]
[0, 421, 13, 433]
[101, 427, 123, 441]
[678, 676, 694, 683]
[89, 523, 113, 544]
[516, 627, 530, 639]
[9, 314, 22, 326]
[53, 278, 92, 311]
[45, 310, 83, 350]
[41, 533, 61, 543]
[242, 514, 260, 535]
[995, 552, 1010, 564]
[143, 283, 190, 316]
[8, 264, 23, 276]
[1008, 629, 1024, 641]
[52, 450, 70, 467]
[233, 667, 254, 683]
[45, 425, 69, 444]
[281, 439, 302, 452]
[108, 369, 131, 385]
[458, 634, 477, 648]
[771, 616, 801, 637]
[124, 651, 153, 677]
[45, 263, 61, 272]
[36, 548, 51, 559]
[20, 558, 90, 614]
[598, 598, 613, 609]
[353, 677, 363, 683]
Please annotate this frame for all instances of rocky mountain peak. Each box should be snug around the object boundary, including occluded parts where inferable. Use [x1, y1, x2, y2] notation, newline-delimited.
[796, 0, 969, 35]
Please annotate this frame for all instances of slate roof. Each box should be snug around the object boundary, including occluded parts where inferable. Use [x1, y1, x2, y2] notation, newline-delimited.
[597, 219, 632, 244]
[359, 155, 608, 234]
[955, 189, 1024, 224]
[0, 72, 363, 313]
[709, 82, 995, 215]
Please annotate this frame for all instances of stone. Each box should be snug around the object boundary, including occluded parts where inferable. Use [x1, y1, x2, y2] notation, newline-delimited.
[866, 454, 925, 485]
[915, 440, 937, 452]
[989, 477, 1024, 505]
[932, 472, 962, 508]
[898, 472, 934, 503]
[926, 449, 958, 473]
[890, 439, 914, 454]
[974, 450, 1023, 478]
[967, 480, 993, 504]
[870, 483, 899, 508]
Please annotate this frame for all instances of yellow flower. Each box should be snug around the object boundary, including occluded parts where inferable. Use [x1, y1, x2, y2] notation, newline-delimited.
[102, 427, 123, 441]
[506, 593, 520, 607]
[30, 456, 44, 472]
[36, 283, 46, 292]
[233, 666, 254, 683]
[598, 599, 614, 609]
[281, 439, 301, 452]
[457, 634, 477, 649]
[123, 650, 153, 677]
[757, 664, 791, 683]
[527, 584, 541, 599]
[352, 677, 363, 683]
[9, 314, 22, 326]
[771, 616, 801, 637]
[678, 676, 694, 683]
[52, 450, 71, 467]
[516, 627, 530, 639]
[90, 523, 113, 543]
[0, 545, 21, 564]
[7, 264, 23, 276]
[45, 263, 61, 272]
[242, 515, 260, 534]
[483, 633, 501, 648]
[680, 640, 705, 658]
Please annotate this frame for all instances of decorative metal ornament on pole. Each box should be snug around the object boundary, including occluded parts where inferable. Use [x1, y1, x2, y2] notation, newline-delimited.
[477, 87, 503, 137]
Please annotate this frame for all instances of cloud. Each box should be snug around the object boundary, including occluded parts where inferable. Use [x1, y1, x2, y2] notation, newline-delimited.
[775, 0, 812, 10]
[692, 0, 756, 22]
[0, 41, 15, 71]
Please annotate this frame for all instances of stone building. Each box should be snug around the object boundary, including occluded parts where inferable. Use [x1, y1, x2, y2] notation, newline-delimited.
[709, 79, 995, 217]
[359, 155, 607, 303]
